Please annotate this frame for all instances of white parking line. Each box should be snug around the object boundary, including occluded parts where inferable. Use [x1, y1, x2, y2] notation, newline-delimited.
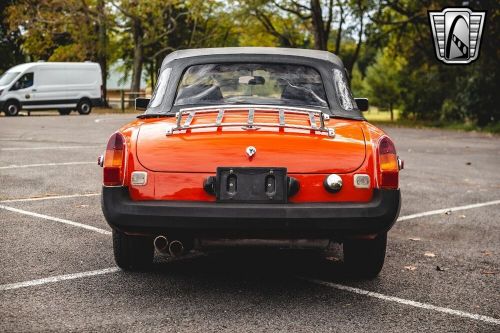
[0, 193, 99, 203]
[0, 205, 111, 235]
[0, 162, 95, 169]
[0, 146, 101, 151]
[397, 199, 500, 222]
[0, 267, 120, 291]
[301, 277, 500, 325]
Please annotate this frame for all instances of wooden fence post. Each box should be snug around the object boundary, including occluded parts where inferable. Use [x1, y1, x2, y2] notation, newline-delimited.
[120, 90, 125, 113]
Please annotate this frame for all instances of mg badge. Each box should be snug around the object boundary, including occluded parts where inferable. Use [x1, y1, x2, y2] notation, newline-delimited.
[428, 8, 486, 64]
[246, 146, 256, 158]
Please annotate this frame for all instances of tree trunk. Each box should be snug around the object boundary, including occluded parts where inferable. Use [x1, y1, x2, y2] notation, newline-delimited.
[347, 12, 364, 77]
[390, 102, 394, 122]
[310, 0, 328, 50]
[96, 0, 108, 107]
[334, 4, 344, 54]
[130, 17, 144, 105]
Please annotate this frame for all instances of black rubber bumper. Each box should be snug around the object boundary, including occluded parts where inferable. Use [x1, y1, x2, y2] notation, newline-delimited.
[102, 186, 401, 236]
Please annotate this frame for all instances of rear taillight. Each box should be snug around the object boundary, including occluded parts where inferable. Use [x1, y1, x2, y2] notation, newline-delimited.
[378, 136, 399, 189]
[103, 132, 125, 186]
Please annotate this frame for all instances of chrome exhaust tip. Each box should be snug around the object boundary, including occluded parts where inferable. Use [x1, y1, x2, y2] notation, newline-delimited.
[168, 240, 184, 257]
[153, 235, 169, 253]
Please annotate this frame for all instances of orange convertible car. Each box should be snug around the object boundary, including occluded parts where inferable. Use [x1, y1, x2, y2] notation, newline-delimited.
[100, 47, 402, 278]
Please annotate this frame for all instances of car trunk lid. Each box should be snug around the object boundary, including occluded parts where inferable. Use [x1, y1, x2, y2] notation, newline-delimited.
[136, 110, 366, 174]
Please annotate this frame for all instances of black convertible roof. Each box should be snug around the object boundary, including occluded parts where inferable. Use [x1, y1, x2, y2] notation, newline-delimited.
[161, 47, 343, 68]
[148, 47, 363, 120]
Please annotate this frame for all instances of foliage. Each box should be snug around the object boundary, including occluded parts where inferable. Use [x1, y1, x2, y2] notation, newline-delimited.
[362, 48, 405, 120]
[366, 0, 499, 126]
[2, 0, 498, 127]
[0, 0, 24, 73]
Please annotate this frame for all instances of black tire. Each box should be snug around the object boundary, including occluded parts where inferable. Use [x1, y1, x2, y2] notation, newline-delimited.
[76, 98, 92, 115]
[112, 229, 153, 271]
[58, 109, 72, 115]
[343, 233, 387, 279]
[4, 100, 20, 116]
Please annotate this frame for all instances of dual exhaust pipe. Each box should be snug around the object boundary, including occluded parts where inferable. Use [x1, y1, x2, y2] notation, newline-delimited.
[153, 235, 184, 257]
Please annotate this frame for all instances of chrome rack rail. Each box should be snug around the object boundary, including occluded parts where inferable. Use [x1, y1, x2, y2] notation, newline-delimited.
[166, 105, 335, 138]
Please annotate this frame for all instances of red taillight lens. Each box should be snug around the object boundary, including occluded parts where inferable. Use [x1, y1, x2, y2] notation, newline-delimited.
[103, 132, 125, 186]
[378, 136, 399, 189]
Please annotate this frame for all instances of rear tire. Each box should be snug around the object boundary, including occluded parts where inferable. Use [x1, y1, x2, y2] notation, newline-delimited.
[343, 233, 387, 279]
[4, 100, 20, 116]
[113, 229, 153, 271]
[58, 109, 72, 115]
[77, 98, 92, 115]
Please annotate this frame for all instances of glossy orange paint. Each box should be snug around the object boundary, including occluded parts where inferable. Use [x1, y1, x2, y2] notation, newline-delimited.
[106, 109, 398, 203]
[136, 112, 366, 174]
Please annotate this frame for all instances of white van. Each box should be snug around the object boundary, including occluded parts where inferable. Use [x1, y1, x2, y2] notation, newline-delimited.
[0, 62, 103, 116]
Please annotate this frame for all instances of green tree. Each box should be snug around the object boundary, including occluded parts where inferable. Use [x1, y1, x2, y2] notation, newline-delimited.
[363, 48, 405, 121]
[368, 0, 499, 126]
[0, 0, 25, 73]
[5, 0, 114, 102]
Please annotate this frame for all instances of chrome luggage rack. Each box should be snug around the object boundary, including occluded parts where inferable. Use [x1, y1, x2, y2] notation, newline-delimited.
[166, 105, 335, 137]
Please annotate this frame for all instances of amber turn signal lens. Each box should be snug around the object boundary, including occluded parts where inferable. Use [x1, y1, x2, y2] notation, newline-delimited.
[103, 133, 125, 186]
[378, 137, 399, 189]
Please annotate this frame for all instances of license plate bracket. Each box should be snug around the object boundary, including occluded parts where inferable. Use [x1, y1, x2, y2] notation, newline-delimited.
[216, 167, 288, 203]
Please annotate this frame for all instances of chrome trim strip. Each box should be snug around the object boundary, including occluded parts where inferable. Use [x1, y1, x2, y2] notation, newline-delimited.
[183, 111, 195, 127]
[169, 122, 332, 134]
[215, 109, 224, 125]
[279, 110, 285, 126]
[179, 104, 325, 113]
[308, 112, 317, 129]
[167, 105, 335, 138]
[247, 108, 254, 128]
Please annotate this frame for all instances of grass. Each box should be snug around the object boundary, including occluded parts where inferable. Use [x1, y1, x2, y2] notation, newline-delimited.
[363, 107, 401, 122]
[363, 107, 499, 135]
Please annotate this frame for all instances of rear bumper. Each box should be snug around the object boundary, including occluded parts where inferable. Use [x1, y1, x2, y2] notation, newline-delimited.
[102, 186, 401, 237]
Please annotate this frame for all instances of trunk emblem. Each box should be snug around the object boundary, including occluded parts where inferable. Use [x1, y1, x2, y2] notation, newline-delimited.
[246, 146, 257, 157]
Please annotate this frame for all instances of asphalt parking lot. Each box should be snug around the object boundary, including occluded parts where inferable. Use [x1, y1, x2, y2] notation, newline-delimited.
[0, 113, 499, 332]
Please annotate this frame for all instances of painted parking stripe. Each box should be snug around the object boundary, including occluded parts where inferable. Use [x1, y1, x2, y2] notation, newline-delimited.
[0, 161, 94, 169]
[397, 199, 500, 222]
[0, 146, 101, 151]
[301, 277, 500, 325]
[0, 267, 120, 291]
[0, 205, 111, 235]
[0, 193, 99, 203]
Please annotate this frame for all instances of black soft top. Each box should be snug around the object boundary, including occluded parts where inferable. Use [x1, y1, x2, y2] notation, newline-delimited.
[144, 47, 363, 120]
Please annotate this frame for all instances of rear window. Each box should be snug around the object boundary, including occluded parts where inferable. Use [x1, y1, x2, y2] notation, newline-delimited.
[333, 68, 355, 110]
[173, 63, 328, 108]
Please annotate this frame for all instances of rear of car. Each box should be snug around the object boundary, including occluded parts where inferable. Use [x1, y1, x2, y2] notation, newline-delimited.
[100, 48, 402, 278]
[0, 62, 102, 116]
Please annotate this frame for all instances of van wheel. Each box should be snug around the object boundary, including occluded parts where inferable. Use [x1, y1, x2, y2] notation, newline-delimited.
[113, 229, 153, 271]
[343, 233, 387, 279]
[4, 100, 20, 116]
[77, 99, 92, 115]
[58, 109, 72, 115]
